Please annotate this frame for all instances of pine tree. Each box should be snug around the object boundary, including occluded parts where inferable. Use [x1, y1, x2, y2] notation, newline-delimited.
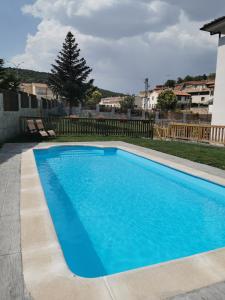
[49, 32, 94, 113]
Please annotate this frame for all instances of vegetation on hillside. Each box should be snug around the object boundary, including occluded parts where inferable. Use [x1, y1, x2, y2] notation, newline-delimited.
[0, 59, 20, 91]
[5, 68, 124, 98]
[165, 73, 215, 86]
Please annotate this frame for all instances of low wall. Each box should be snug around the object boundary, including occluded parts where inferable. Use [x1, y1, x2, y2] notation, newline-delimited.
[0, 92, 60, 143]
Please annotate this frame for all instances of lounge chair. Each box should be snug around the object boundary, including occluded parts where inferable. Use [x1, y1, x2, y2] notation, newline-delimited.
[36, 119, 56, 137]
[26, 119, 48, 137]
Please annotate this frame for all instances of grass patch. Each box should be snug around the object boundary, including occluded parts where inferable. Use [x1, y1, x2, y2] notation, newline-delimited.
[7, 135, 225, 170]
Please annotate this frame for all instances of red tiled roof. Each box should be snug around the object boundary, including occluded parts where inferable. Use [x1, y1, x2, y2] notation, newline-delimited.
[174, 91, 191, 96]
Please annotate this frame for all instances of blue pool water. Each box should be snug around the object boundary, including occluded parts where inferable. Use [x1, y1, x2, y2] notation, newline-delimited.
[34, 146, 225, 278]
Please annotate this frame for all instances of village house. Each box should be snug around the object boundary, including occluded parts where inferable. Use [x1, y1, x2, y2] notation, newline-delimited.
[19, 83, 54, 100]
[140, 80, 214, 111]
[174, 80, 214, 106]
[100, 96, 142, 109]
[99, 96, 125, 108]
[140, 85, 191, 110]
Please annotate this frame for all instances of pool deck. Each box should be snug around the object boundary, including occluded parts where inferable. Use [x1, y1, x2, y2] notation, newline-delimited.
[2, 141, 225, 299]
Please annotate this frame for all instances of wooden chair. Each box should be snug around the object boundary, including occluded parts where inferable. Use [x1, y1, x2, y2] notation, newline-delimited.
[26, 120, 48, 137]
[36, 119, 56, 137]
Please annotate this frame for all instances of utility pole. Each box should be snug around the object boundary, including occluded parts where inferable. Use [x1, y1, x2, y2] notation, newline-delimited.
[144, 78, 149, 109]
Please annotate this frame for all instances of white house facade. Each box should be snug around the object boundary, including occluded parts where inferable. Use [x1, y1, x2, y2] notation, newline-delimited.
[201, 17, 225, 125]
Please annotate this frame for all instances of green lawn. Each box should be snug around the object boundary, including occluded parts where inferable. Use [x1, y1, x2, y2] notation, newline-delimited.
[9, 135, 225, 170]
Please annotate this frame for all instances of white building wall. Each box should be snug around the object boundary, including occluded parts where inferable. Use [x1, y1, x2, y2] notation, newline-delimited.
[191, 94, 211, 104]
[212, 36, 225, 125]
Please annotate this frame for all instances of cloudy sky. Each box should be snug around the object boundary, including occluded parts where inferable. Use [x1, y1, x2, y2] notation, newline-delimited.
[0, 1, 223, 93]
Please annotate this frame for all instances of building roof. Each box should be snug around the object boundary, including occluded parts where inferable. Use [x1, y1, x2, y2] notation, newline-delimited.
[174, 91, 191, 97]
[200, 16, 225, 35]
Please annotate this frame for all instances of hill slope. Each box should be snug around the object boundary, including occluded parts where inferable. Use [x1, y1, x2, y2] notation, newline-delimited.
[6, 67, 125, 98]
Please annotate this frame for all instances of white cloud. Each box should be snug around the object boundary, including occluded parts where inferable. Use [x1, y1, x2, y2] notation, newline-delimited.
[14, 0, 220, 92]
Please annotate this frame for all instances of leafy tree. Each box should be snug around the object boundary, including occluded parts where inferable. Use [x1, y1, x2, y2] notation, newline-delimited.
[120, 95, 135, 110]
[86, 90, 102, 106]
[177, 77, 183, 84]
[157, 90, 177, 111]
[164, 79, 176, 88]
[208, 73, 216, 80]
[49, 31, 94, 114]
[0, 59, 20, 91]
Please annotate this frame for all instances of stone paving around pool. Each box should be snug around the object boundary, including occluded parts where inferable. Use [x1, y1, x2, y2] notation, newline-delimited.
[2, 142, 225, 299]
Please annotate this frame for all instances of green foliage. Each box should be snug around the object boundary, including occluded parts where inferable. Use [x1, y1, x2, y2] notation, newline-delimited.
[86, 90, 103, 106]
[99, 88, 125, 98]
[176, 73, 215, 83]
[5, 68, 124, 98]
[49, 31, 94, 108]
[157, 89, 177, 111]
[5, 68, 49, 83]
[120, 95, 135, 109]
[164, 79, 176, 88]
[0, 59, 4, 76]
[0, 59, 20, 91]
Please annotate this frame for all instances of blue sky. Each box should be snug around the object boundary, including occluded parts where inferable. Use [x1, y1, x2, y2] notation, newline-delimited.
[0, 0, 38, 62]
[0, 0, 222, 92]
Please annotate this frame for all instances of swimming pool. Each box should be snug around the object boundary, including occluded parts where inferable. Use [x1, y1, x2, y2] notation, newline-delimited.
[34, 146, 225, 278]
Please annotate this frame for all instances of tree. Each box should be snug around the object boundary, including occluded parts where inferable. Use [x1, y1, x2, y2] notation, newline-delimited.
[120, 95, 135, 110]
[0, 59, 4, 77]
[177, 77, 183, 84]
[86, 90, 102, 106]
[49, 32, 94, 114]
[0, 59, 20, 91]
[157, 90, 177, 111]
[164, 79, 176, 88]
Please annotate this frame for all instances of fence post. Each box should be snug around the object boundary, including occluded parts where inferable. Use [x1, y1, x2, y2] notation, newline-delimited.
[155, 111, 159, 123]
[78, 103, 82, 114]
[18, 93, 22, 111]
[183, 112, 187, 123]
[96, 104, 100, 113]
[127, 109, 131, 120]
[111, 107, 115, 117]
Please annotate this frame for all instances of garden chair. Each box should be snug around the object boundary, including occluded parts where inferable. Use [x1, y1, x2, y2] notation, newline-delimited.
[26, 119, 48, 137]
[36, 119, 56, 137]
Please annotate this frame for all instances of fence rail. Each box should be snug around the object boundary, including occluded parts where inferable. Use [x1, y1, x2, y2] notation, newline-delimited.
[20, 116, 154, 138]
[155, 123, 225, 145]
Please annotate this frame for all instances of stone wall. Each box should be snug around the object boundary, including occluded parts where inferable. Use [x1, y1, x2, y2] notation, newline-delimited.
[0, 92, 59, 143]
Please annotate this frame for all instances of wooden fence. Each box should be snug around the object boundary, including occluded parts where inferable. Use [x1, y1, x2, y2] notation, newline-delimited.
[155, 123, 225, 145]
[20, 116, 154, 138]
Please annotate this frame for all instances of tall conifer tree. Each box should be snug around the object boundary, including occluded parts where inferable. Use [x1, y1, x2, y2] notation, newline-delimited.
[49, 32, 94, 113]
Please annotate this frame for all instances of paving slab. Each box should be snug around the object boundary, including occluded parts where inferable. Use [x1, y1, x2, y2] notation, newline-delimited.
[0, 144, 32, 300]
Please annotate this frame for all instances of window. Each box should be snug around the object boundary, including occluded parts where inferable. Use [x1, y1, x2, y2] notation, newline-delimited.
[201, 97, 205, 102]
[35, 87, 47, 96]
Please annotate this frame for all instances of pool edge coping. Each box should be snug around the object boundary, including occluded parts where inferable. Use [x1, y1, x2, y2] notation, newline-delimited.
[20, 141, 225, 300]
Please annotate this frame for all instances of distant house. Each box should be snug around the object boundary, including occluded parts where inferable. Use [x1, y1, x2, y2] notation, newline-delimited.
[19, 83, 54, 100]
[139, 85, 191, 110]
[201, 16, 225, 125]
[174, 80, 214, 106]
[99, 96, 125, 108]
